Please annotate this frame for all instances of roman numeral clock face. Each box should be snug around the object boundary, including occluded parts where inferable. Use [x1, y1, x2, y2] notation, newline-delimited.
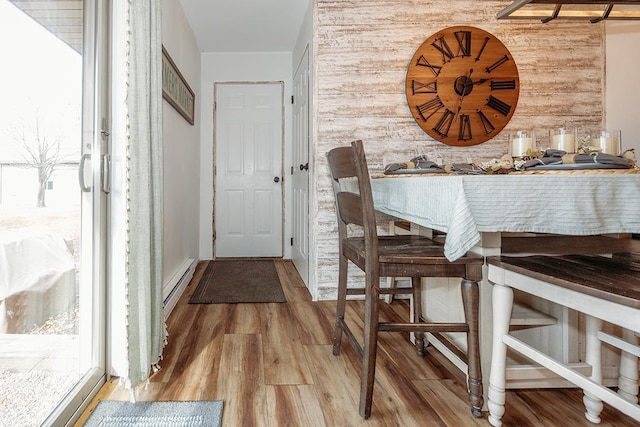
[406, 26, 520, 146]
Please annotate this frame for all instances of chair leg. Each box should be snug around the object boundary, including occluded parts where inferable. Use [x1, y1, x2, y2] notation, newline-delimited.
[412, 276, 425, 357]
[384, 276, 396, 304]
[384, 221, 397, 304]
[333, 254, 349, 356]
[461, 279, 484, 418]
[359, 272, 381, 419]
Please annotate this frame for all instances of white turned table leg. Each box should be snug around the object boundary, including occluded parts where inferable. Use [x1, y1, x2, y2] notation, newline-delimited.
[488, 283, 513, 427]
[584, 314, 604, 424]
[617, 328, 639, 404]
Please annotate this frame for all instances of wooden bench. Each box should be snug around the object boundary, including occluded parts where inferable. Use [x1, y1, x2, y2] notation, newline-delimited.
[486, 254, 640, 426]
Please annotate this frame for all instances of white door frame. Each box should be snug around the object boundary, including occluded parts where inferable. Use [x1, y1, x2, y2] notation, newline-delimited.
[213, 81, 285, 258]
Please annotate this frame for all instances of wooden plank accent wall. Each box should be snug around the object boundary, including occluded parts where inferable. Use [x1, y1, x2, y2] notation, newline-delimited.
[312, 0, 605, 300]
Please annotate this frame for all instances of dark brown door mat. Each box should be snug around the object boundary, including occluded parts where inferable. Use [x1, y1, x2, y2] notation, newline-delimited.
[189, 260, 286, 304]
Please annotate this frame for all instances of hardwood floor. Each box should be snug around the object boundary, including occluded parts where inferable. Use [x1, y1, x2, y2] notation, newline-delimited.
[76, 260, 637, 426]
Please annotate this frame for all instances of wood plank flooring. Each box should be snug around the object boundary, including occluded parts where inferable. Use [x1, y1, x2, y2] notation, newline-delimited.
[76, 260, 638, 426]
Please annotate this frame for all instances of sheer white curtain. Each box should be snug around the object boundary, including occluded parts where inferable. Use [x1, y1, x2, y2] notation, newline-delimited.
[123, 0, 165, 390]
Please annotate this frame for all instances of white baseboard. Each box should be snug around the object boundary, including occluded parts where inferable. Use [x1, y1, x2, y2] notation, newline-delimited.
[163, 258, 197, 317]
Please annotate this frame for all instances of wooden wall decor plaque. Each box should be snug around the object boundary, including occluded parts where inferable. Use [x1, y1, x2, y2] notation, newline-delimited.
[162, 46, 195, 125]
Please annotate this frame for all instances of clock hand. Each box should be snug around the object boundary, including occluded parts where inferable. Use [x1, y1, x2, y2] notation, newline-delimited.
[454, 69, 474, 115]
[471, 78, 491, 85]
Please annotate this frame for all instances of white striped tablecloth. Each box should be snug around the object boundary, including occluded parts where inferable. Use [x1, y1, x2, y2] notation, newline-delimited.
[370, 173, 640, 261]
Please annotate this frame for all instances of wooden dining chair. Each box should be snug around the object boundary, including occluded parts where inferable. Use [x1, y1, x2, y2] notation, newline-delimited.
[326, 140, 484, 419]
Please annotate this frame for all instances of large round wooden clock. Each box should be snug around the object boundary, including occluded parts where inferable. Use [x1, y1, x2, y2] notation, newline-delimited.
[405, 26, 519, 146]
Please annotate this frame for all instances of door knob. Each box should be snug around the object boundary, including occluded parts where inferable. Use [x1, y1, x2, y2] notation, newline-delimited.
[274, 176, 280, 183]
[299, 162, 309, 171]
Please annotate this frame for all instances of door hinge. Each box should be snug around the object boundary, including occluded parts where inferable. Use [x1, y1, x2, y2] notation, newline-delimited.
[290, 237, 294, 246]
[291, 95, 294, 104]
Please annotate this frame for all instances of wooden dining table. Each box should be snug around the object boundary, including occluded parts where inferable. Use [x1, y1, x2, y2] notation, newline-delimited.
[371, 171, 640, 261]
[367, 169, 640, 401]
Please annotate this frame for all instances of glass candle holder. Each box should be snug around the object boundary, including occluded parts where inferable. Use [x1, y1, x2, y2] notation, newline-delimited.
[575, 128, 594, 152]
[549, 127, 576, 153]
[510, 130, 536, 158]
[591, 130, 621, 155]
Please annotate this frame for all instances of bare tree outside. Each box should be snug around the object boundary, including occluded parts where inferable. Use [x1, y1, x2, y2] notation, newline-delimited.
[12, 109, 63, 208]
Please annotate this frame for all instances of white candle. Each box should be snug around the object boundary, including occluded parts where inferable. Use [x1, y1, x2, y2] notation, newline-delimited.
[592, 137, 618, 155]
[552, 133, 575, 152]
[511, 137, 534, 157]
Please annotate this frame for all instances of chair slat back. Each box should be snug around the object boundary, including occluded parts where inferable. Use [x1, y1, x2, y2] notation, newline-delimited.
[326, 146, 356, 180]
[336, 192, 365, 228]
[327, 140, 379, 251]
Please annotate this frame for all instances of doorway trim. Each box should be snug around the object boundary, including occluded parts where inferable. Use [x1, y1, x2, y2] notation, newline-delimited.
[212, 81, 285, 258]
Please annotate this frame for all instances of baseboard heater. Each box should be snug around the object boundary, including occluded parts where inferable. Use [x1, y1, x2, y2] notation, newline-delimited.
[163, 258, 197, 317]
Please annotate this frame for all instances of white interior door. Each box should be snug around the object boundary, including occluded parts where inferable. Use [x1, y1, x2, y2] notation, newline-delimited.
[215, 83, 283, 258]
[292, 48, 310, 285]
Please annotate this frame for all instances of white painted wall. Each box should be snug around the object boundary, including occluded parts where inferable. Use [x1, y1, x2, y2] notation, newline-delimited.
[161, 0, 201, 281]
[198, 52, 293, 260]
[606, 22, 640, 154]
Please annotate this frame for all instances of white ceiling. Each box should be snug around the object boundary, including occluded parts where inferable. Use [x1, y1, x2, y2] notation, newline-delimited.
[179, 0, 310, 53]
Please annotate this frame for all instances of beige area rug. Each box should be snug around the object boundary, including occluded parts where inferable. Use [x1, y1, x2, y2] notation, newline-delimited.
[84, 400, 223, 427]
[189, 260, 286, 304]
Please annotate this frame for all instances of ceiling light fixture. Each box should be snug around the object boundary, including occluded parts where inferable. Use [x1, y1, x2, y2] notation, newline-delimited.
[497, 0, 640, 23]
